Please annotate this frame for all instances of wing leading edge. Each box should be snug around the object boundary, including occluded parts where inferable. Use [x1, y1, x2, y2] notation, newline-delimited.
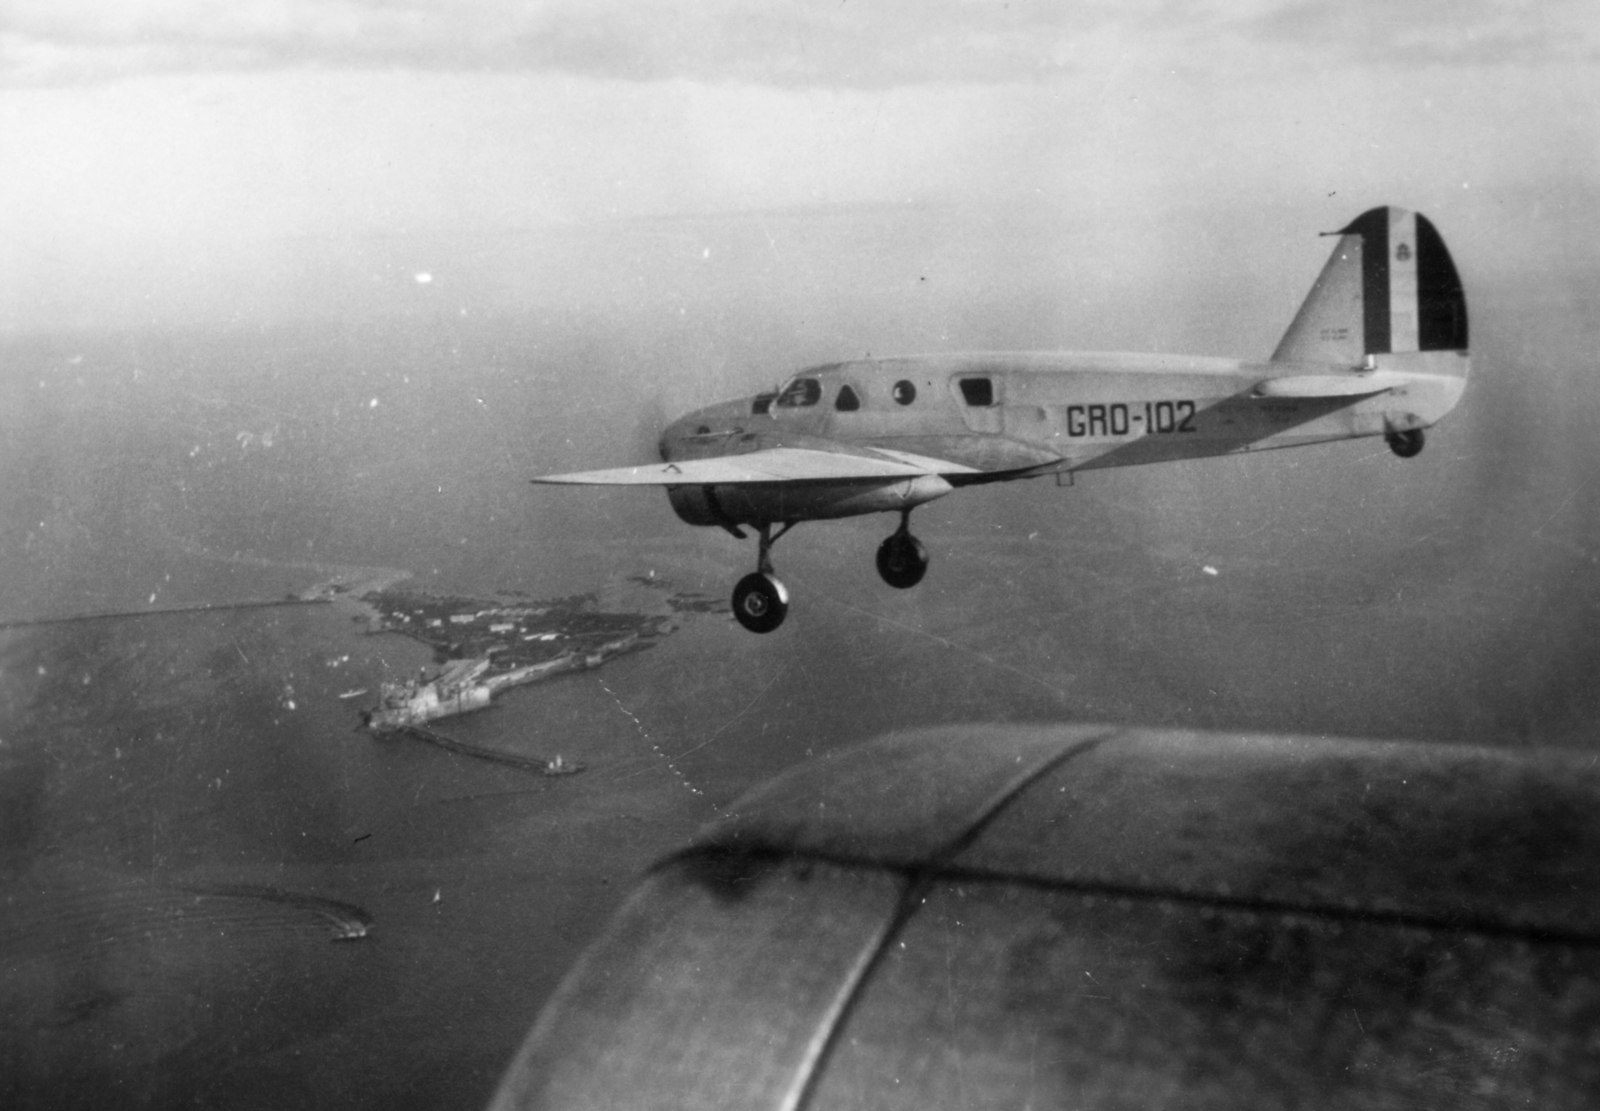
[532, 446, 981, 486]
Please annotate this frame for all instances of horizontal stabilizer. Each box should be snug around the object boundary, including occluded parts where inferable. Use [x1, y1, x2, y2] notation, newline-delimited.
[1251, 371, 1409, 400]
[533, 446, 979, 486]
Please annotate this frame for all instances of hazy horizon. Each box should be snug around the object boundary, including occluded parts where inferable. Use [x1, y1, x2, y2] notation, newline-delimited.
[4, 2, 1597, 336]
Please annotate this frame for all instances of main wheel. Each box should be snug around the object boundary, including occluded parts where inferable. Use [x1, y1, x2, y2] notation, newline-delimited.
[1386, 429, 1425, 458]
[876, 532, 929, 589]
[731, 572, 789, 633]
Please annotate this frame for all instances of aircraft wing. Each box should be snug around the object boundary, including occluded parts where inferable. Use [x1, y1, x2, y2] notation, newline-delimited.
[1251, 370, 1411, 399]
[532, 446, 980, 485]
[490, 724, 1600, 1110]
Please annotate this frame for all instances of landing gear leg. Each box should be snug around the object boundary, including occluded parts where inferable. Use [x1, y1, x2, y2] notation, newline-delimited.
[1386, 428, 1425, 458]
[731, 522, 794, 633]
[876, 510, 929, 589]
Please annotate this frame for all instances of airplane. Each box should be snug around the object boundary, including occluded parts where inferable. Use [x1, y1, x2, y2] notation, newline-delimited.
[533, 206, 1469, 633]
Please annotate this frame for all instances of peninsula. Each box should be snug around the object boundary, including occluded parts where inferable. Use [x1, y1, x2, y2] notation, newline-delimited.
[357, 577, 718, 731]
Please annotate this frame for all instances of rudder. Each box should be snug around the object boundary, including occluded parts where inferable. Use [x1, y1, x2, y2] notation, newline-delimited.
[1272, 206, 1468, 367]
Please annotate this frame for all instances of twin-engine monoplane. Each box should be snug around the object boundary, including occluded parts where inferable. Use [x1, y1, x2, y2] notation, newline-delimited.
[534, 206, 1469, 632]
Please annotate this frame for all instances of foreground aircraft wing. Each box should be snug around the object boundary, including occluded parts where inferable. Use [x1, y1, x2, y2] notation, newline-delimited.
[1251, 370, 1412, 399]
[532, 446, 980, 485]
[490, 724, 1600, 1109]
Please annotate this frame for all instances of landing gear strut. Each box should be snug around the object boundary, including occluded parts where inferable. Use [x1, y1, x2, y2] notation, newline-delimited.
[876, 511, 929, 590]
[731, 522, 793, 633]
[727, 512, 932, 632]
[1386, 428, 1425, 458]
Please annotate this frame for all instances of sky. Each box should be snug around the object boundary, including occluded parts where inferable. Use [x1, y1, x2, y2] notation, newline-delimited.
[0, 1, 1596, 331]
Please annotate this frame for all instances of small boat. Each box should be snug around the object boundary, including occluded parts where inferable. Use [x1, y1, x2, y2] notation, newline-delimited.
[544, 755, 584, 777]
[330, 919, 371, 941]
[338, 688, 369, 700]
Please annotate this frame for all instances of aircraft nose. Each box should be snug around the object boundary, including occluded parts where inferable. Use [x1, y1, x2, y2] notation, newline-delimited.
[658, 417, 686, 461]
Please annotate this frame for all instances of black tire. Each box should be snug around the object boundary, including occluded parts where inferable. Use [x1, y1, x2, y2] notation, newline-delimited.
[731, 573, 788, 633]
[1386, 429, 1425, 458]
[876, 532, 929, 589]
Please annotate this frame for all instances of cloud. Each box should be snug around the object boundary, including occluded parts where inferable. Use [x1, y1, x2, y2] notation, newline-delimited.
[1243, 0, 1600, 67]
[3, 1, 1594, 88]
[0, 1, 1128, 86]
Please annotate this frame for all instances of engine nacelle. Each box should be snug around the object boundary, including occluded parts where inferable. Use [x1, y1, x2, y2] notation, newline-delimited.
[664, 484, 723, 527]
[666, 476, 953, 528]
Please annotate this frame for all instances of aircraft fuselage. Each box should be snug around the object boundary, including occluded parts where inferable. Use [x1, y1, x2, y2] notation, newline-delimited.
[659, 349, 1467, 528]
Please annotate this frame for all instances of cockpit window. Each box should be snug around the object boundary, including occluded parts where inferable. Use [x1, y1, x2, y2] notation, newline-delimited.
[835, 384, 861, 412]
[751, 393, 776, 416]
[958, 377, 994, 407]
[776, 377, 822, 408]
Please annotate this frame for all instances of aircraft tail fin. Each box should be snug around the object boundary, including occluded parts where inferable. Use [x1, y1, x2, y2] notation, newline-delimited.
[1271, 207, 1468, 373]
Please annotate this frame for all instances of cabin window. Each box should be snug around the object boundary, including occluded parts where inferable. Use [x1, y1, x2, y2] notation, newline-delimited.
[835, 384, 861, 411]
[776, 377, 822, 408]
[892, 380, 917, 405]
[751, 393, 776, 415]
[958, 377, 994, 407]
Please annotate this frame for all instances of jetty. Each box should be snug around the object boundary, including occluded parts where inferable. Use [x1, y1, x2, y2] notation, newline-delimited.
[376, 723, 584, 777]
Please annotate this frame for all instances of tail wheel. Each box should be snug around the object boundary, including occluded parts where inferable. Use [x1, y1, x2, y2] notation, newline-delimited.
[876, 532, 929, 590]
[732, 572, 789, 633]
[1386, 429, 1425, 458]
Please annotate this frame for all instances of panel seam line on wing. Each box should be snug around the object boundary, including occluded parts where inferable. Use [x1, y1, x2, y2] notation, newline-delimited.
[782, 726, 1125, 1111]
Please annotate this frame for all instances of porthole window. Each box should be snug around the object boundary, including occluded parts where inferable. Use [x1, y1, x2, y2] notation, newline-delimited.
[892, 380, 917, 405]
[835, 384, 861, 412]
